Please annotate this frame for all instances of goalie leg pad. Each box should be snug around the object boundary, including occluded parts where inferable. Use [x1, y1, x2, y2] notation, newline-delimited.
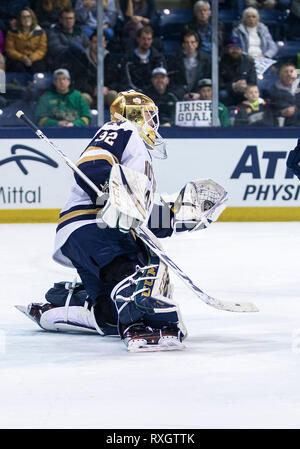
[24, 301, 119, 336]
[45, 281, 87, 307]
[22, 280, 119, 336]
[39, 302, 118, 335]
[111, 255, 187, 340]
[40, 302, 101, 333]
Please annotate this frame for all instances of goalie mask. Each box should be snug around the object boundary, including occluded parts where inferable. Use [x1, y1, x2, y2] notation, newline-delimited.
[110, 90, 167, 159]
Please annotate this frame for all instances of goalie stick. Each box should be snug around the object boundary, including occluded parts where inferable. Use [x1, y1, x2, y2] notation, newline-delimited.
[16, 110, 258, 313]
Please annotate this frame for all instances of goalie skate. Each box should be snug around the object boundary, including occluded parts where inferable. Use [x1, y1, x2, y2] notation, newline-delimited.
[122, 323, 185, 353]
[15, 303, 56, 329]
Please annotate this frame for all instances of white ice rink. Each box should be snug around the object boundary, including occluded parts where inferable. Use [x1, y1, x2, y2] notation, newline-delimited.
[1, 221, 300, 429]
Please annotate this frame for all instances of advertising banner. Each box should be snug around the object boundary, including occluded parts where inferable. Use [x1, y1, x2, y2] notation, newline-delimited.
[0, 134, 299, 222]
[0, 138, 83, 221]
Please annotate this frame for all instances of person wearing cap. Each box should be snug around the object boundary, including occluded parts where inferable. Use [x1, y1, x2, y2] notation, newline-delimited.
[232, 7, 278, 60]
[35, 67, 91, 127]
[144, 67, 185, 126]
[219, 35, 257, 106]
[194, 78, 231, 127]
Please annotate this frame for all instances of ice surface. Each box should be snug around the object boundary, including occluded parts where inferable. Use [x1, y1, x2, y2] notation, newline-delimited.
[0, 222, 300, 429]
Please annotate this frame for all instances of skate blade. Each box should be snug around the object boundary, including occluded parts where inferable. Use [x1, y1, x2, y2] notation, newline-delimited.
[15, 305, 34, 321]
[128, 343, 185, 353]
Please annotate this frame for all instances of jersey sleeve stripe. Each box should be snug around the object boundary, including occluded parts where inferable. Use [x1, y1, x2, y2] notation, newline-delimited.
[59, 203, 97, 218]
[83, 146, 119, 163]
[57, 207, 102, 226]
[76, 154, 116, 167]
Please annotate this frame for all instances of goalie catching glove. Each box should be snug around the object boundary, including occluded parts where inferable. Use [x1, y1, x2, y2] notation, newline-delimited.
[166, 179, 228, 233]
[99, 164, 154, 233]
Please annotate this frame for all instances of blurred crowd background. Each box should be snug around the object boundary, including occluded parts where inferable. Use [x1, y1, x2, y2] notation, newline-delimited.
[0, 0, 300, 128]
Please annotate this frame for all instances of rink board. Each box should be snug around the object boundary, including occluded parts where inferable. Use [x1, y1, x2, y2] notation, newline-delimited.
[0, 127, 299, 222]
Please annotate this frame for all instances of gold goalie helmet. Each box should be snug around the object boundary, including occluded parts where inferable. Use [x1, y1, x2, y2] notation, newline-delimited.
[110, 90, 167, 159]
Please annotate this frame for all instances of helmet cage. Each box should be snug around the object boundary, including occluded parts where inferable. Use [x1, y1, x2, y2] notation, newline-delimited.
[110, 90, 167, 159]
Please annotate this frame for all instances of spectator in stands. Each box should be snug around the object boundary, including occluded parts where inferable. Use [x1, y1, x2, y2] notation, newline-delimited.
[0, 29, 5, 55]
[234, 84, 275, 126]
[144, 67, 185, 126]
[0, 30, 5, 71]
[47, 7, 89, 70]
[184, 0, 225, 56]
[189, 0, 234, 6]
[5, 7, 48, 74]
[232, 7, 278, 60]
[72, 31, 119, 109]
[120, 25, 166, 92]
[75, 0, 120, 42]
[0, 0, 31, 33]
[219, 36, 258, 106]
[75, 0, 120, 41]
[35, 67, 91, 127]
[35, 0, 73, 30]
[103, 0, 120, 42]
[285, 0, 300, 41]
[0, 56, 5, 72]
[120, 0, 159, 45]
[74, 0, 97, 37]
[167, 30, 211, 99]
[194, 78, 231, 126]
[269, 62, 300, 126]
[244, 0, 277, 9]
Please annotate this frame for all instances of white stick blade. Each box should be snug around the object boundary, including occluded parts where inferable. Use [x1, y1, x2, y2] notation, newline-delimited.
[214, 300, 259, 313]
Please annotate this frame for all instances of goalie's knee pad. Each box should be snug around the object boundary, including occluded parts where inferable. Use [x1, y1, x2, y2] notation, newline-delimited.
[111, 255, 187, 339]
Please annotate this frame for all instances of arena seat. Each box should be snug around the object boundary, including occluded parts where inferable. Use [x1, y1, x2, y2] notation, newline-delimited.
[258, 9, 288, 41]
[276, 40, 300, 64]
[159, 8, 240, 44]
[159, 9, 194, 40]
[0, 100, 35, 126]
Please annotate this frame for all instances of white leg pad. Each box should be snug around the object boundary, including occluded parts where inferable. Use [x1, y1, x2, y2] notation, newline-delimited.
[40, 305, 104, 335]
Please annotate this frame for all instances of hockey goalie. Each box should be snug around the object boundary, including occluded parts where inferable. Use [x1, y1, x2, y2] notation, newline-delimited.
[17, 90, 227, 352]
